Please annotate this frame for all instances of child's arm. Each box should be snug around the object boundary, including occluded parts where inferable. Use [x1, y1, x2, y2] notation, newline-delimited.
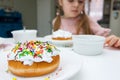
[88, 17, 120, 48]
[89, 17, 111, 37]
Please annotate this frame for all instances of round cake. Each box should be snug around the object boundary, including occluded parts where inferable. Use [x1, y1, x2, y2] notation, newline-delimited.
[52, 29, 72, 40]
[7, 41, 60, 77]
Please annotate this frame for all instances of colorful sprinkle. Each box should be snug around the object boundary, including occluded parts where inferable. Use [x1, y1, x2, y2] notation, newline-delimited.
[12, 77, 17, 80]
[8, 40, 59, 62]
[7, 41, 60, 65]
[44, 77, 50, 80]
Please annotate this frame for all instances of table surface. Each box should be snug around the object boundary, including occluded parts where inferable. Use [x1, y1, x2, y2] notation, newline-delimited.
[68, 47, 120, 80]
[0, 37, 120, 80]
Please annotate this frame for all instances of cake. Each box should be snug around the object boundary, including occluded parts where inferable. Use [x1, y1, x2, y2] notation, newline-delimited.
[52, 29, 72, 40]
[7, 40, 60, 77]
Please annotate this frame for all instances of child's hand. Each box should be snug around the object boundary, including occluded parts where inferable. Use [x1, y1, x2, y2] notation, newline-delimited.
[105, 35, 120, 48]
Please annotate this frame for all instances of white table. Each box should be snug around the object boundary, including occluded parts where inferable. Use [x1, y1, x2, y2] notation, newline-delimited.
[0, 38, 120, 80]
[68, 47, 120, 80]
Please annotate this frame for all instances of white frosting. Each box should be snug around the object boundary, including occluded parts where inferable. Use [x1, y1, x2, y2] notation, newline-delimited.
[52, 29, 72, 38]
[8, 49, 59, 66]
[7, 41, 60, 66]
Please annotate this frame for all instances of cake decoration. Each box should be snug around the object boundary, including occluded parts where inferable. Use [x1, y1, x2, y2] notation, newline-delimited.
[7, 40, 60, 66]
[52, 29, 72, 40]
[44, 77, 50, 80]
[12, 77, 17, 80]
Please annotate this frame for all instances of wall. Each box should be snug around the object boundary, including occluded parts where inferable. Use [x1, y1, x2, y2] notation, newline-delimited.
[14, 0, 37, 29]
[37, 0, 55, 37]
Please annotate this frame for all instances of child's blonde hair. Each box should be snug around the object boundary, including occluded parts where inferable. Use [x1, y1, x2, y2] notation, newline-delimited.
[53, 1, 93, 34]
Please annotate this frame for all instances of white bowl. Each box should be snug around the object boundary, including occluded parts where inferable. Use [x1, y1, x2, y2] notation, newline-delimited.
[11, 30, 37, 43]
[72, 35, 105, 56]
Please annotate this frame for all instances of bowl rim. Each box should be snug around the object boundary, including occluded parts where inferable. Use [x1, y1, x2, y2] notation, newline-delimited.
[72, 35, 105, 41]
[11, 29, 37, 34]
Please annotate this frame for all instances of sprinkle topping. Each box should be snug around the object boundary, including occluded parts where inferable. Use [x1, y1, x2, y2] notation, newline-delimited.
[7, 40, 59, 65]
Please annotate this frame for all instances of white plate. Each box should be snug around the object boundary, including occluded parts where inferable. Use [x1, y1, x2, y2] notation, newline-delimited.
[0, 47, 82, 80]
[44, 35, 73, 47]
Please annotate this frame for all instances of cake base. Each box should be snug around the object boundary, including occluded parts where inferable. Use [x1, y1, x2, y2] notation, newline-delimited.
[52, 37, 72, 40]
[8, 55, 60, 77]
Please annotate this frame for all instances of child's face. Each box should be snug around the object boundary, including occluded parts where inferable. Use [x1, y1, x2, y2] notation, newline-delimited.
[59, 0, 85, 18]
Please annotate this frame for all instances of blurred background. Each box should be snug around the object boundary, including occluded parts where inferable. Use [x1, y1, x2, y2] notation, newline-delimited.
[0, 0, 120, 37]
